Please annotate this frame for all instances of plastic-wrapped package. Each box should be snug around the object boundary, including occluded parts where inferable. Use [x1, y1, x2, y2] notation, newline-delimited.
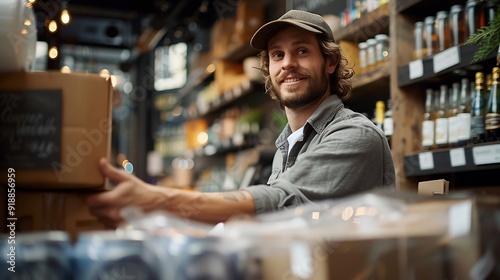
[217, 190, 500, 280]
[117, 206, 215, 237]
[73, 230, 161, 280]
[112, 190, 499, 279]
[117, 207, 261, 280]
[1, 231, 73, 280]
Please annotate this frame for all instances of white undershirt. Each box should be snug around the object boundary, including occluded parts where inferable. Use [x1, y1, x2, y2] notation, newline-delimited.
[287, 126, 304, 155]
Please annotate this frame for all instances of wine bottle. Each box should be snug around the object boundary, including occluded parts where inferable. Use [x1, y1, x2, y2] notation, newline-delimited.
[485, 67, 500, 142]
[383, 99, 393, 147]
[457, 78, 472, 146]
[374, 100, 385, 130]
[471, 71, 487, 144]
[422, 89, 435, 151]
[448, 82, 460, 147]
[435, 85, 449, 149]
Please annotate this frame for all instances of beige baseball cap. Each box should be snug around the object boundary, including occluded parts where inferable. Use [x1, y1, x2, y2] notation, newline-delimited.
[250, 10, 336, 51]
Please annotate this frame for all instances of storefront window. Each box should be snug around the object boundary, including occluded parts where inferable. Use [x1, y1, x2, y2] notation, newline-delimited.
[154, 42, 187, 91]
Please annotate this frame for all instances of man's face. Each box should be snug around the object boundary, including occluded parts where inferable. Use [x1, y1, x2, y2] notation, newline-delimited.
[267, 26, 336, 109]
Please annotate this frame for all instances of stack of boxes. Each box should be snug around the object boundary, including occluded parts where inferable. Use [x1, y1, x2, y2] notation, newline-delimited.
[1, 71, 113, 241]
[210, 0, 265, 94]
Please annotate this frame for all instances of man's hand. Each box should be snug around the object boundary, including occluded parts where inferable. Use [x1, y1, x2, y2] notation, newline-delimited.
[86, 158, 166, 228]
[87, 158, 256, 227]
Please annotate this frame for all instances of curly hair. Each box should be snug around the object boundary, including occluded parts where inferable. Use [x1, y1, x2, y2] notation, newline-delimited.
[258, 35, 354, 104]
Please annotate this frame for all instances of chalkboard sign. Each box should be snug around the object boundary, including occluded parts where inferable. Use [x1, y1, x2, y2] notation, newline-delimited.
[0, 89, 62, 169]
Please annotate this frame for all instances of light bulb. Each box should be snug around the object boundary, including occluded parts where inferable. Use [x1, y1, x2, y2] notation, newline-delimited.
[48, 20, 57, 33]
[61, 9, 71, 25]
[48, 46, 58, 59]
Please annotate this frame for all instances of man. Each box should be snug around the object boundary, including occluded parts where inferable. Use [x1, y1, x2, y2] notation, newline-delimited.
[87, 10, 395, 228]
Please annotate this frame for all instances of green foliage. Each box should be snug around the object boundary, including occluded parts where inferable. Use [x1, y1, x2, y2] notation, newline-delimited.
[465, 6, 500, 64]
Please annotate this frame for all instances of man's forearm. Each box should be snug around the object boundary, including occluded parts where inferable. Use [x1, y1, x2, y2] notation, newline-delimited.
[158, 187, 257, 224]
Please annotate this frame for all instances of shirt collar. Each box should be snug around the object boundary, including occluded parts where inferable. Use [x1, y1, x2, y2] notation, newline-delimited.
[275, 94, 343, 148]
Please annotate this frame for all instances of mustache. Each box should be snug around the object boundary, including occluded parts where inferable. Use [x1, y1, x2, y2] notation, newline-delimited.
[277, 70, 308, 82]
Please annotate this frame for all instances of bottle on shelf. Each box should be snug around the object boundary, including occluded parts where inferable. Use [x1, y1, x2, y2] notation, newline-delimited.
[383, 98, 393, 147]
[486, 0, 498, 23]
[485, 72, 493, 121]
[457, 78, 472, 147]
[414, 21, 424, 59]
[448, 82, 460, 147]
[486, 72, 493, 104]
[423, 16, 438, 56]
[435, 85, 450, 149]
[422, 88, 436, 151]
[374, 100, 385, 130]
[375, 34, 390, 65]
[436, 10, 451, 52]
[358, 41, 368, 74]
[450, 5, 466, 46]
[485, 67, 500, 142]
[471, 71, 488, 144]
[465, 0, 487, 38]
[366, 38, 377, 70]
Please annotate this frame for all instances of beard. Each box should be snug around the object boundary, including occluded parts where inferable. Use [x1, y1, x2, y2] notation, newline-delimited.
[273, 68, 330, 109]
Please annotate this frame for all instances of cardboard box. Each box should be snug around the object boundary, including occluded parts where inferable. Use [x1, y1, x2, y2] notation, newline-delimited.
[233, 0, 265, 47]
[210, 17, 236, 59]
[215, 60, 245, 93]
[14, 190, 107, 242]
[0, 71, 113, 190]
[418, 179, 449, 196]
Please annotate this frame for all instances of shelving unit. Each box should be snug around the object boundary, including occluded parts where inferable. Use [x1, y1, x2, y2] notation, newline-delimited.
[350, 63, 391, 103]
[398, 44, 499, 87]
[404, 142, 500, 176]
[391, 0, 500, 192]
[185, 80, 266, 120]
[152, 8, 279, 188]
[335, 3, 390, 43]
[336, 3, 392, 113]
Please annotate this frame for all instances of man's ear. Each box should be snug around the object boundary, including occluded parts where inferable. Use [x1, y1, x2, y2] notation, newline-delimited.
[326, 57, 337, 74]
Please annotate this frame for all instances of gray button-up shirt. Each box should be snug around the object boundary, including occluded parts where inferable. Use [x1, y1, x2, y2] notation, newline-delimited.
[244, 94, 396, 214]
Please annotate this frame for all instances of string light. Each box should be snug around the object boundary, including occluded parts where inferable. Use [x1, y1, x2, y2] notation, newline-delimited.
[48, 46, 59, 59]
[59, 1, 71, 25]
[48, 20, 58, 33]
[61, 9, 70, 25]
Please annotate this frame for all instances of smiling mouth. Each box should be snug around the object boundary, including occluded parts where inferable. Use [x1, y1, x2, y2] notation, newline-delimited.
[282, 77, 305, 84]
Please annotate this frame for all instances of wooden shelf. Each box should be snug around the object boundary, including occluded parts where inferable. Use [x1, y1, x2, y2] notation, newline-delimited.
[404, 142, 500, 177]
[397, 0, 463, 15]
[177, 43, 259, 108]
[397, 44, 499, 87]
[184, 80, 266, 120]
[222, 43, 259, 62]
[353, 62, 391, 89]
[334, 3, 390, 43]
[346, 63, 391, 105]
